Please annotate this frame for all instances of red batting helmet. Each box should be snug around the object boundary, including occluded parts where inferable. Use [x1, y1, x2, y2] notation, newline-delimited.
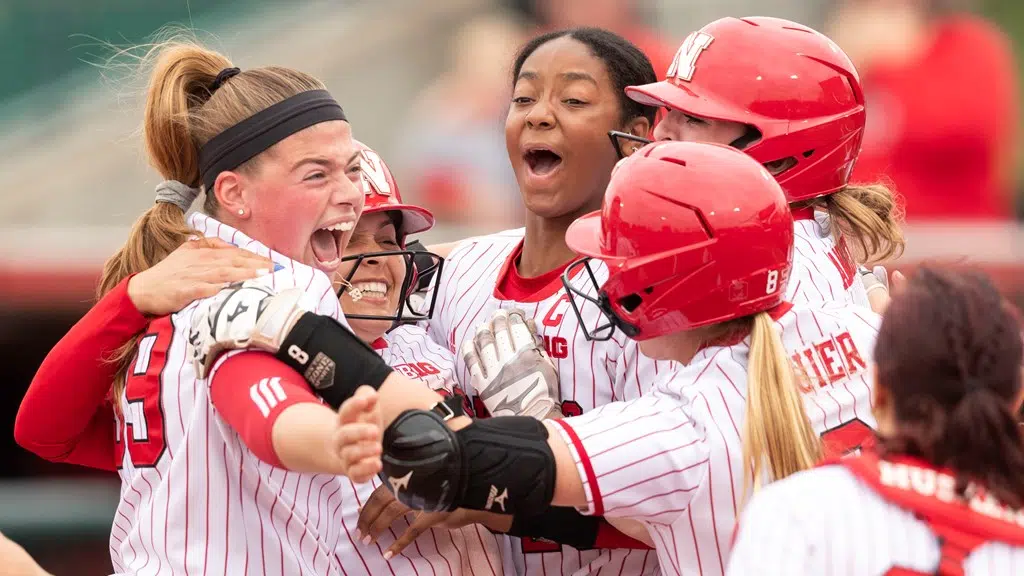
[562, 141, 793, 341]
[353, 140, 434, 241]
[625, 17, 865, 204]
[340, 141, 442, 323]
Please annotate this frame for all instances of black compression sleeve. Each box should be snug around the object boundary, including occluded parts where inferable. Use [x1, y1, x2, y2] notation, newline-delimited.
[508, 507, 600, 550]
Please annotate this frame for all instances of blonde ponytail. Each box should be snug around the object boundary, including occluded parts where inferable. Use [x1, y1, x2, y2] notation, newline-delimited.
[741, 311, 822, 497]
[99, 38, 326, 405]
[823, 183, 905, 265]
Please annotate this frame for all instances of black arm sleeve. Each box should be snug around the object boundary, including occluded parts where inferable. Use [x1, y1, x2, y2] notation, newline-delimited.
[507, 507, 601, 550]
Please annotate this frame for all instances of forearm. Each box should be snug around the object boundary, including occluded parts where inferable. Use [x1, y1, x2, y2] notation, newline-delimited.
[271, 403, 347, 474]
[15, 276, 145, 466]
[509, 507, 652, 550]
[0, 531, 52, 576]
[377, 371, 470, 430]
[59, 406, 120, 470]
[211, 352, 337, 471]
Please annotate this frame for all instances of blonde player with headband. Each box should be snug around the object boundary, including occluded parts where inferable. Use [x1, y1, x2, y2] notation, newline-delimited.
[729, 267, 1024, 575]
[615, 16, 904, 309]
[17, 137, 511, 574]
[13, 38, 473, 575]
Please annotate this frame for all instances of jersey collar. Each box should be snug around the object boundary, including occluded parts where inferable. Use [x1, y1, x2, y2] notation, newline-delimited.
[189, 212, 312, 277]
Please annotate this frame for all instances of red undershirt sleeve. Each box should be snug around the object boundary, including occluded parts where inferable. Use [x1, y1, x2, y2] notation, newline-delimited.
[14, 276, 148, 471]
[208, 351, 323, 469]
[594, 520, 652, 550]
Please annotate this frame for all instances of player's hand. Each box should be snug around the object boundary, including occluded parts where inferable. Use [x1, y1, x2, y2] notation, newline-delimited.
[356, 484, 413, 549]
[860, 265, 889, 314]
[189, 282, 307, 378]
[461, 308, 560, 419]
[861, 266, 905, 315]
[127, 237, 272, 316]
[0, 531, 52, 576]
[383, 508, 513, 560]
[334, 386, 383, 484]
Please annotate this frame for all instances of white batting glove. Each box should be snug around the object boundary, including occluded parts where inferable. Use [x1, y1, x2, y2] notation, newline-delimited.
[189, 281, 307, 379]
[461, 308, 560, 419]
[860, 265, 893, 314]
[859, 265, 889, 295]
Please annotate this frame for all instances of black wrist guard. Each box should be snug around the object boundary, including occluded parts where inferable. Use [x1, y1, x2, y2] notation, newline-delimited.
[509, 507, 600, 550]
[380, 413, 556, 516]
[274, 312, 394, 409]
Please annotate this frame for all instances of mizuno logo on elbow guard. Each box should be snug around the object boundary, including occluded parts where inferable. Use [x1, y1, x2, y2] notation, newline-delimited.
[485, 485, 509, 512]
[389, 471, 413, 493]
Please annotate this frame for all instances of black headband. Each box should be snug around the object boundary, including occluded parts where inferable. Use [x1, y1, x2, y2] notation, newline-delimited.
[198, 89, 347, 192]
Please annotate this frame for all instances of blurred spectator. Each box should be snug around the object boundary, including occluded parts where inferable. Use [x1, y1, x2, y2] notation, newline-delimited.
[513, 0, 676, 76]
[827, 0, 1020, 221]
[396, 13, 526, 230]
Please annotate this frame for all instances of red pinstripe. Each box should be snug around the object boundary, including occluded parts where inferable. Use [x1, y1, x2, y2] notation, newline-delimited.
[546, 302, 879, 575]
[430, 231, 665, 575]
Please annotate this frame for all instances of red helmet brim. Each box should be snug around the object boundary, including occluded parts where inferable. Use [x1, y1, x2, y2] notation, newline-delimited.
[364, 203, 435, 237]
[565, 211, 623, 264]
[626, 80, 746, 127]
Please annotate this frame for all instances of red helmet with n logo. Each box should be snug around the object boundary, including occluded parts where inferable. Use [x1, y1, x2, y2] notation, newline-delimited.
[626, 17, 865, 203]
[353, 140, 434, 240]
[340, 142, 442, 323]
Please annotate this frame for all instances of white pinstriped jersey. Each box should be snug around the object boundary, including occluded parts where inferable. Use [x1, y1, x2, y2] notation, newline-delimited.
[428, 229, 672, 576]
[549, 303, 881, 576]
[379, 324, 460, 396]
[788, 210, 870, 308]
[111, 213, 356, 576]
[330, 323, 514, 576]
[728, 462, 1024, 575]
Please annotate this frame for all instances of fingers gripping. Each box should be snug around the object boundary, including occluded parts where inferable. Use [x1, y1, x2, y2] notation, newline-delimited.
[492, 309, 515, 361]
[525, 317, 543, 348]
[461, 338, 485, 386]
[474, 317, 500, 378]
[507, 309, 538, 352]
[386, 511, 443, 558]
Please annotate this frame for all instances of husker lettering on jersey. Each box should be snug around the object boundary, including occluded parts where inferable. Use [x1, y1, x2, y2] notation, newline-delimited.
[426, 228, 672, 575]
[790, 329, 867, 391]
[548, 303, 880, 576]
[727, 456, 1024, 575]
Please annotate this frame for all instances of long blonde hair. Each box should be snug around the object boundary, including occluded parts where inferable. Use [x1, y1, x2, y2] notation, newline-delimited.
[816, 183, 906, 265]
[99, 38, 325, 404]
[738, 311, 822, 496]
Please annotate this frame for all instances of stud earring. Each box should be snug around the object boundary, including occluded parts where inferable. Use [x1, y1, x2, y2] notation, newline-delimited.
[238, 208, 245, 216]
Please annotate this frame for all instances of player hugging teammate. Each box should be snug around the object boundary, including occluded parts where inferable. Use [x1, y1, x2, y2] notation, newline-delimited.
[11, 15, 1024, 576]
